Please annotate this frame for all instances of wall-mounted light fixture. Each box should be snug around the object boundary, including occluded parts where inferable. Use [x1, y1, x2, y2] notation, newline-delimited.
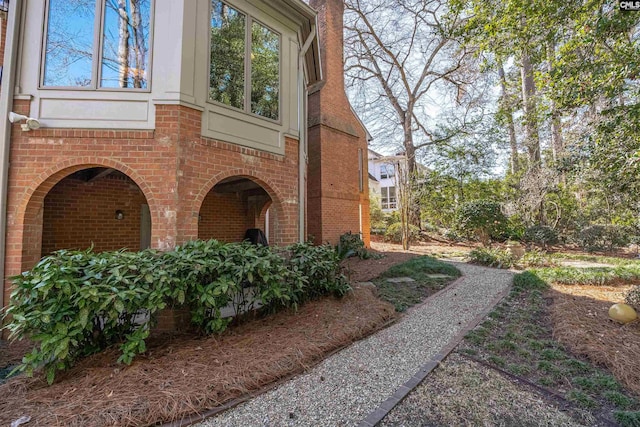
[115, 210, 125, 220]
[9, 112, 40, 131]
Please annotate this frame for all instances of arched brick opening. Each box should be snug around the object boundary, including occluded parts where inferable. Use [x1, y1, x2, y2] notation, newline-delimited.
[197, 175, 283, 245]
[258, 200, 273, 242]
[18, 163, 156, 271]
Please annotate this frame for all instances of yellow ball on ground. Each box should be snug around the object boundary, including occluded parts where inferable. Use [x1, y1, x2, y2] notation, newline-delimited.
[609, 303, 638, 324]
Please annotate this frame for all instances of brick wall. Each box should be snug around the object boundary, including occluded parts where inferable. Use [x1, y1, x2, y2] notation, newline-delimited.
[0, 10, 7, 69]
[307, 0, 371, 246]
[41, 173, 148, 255]
[198, 192, 251, 242]
[3, 100, 301, 305]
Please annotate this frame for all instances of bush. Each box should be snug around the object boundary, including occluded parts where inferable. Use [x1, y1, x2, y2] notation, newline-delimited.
[384, 222, 420, 243]
[287, 242, 350, 301]
[454, 200, 508, 245]
[3, 240, 349, 384]
[468, 248, 515, 269]
[519, 249, 555, 268]
[336, 231, 370, 259]
[443, 229, 463, 242]
[522, 225, 559, 249]
[573, 225, 633, 252]
[165, 240, 304, 333]
[4, 248, 171, 384]
[625, 285, 640, 310]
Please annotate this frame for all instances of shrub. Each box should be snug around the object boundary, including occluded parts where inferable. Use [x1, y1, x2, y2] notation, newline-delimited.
[4, 248, 171, 384]
[625, 285, 640, 310]
[369, 195, 386, 233]
[336, 231, 370, 259]
[454, 200, 508, 246]
[519, 249, 555, 268]
[573, 225, 633, 252]
[3, 240, 349, 384]
[468, 248, 514, 269]
[443, 229, 463, 242]
[522, 225, 559, 249]
[384, 222, 420, 243]
[165, 240, 304, 333]
[287, 242, 350, 301]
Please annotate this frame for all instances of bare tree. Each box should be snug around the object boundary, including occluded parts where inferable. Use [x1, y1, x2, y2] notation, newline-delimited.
[344, 0, 485, 177]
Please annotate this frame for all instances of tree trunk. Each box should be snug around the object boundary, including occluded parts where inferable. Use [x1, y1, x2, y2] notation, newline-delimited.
[520, 49, 540, 165]
[498, 62, 519, 174]
[547, 44, 563, 162]
[130, 0, 145, 88]
[117, 0, 130, 88]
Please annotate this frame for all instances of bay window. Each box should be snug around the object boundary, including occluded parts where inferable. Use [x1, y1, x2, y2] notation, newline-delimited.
[210, 0, 280, 121]
[42, 0, 152, 89]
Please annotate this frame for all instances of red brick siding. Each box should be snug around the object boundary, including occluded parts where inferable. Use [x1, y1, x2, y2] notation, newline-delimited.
[3, 100, 301, 305]
[0, 11, 7, 69]
[198, 192, 251, 242]
[42, 174, 148, 255]
[307, 0, 371, 246]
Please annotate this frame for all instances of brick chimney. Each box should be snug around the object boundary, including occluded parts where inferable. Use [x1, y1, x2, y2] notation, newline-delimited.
[307, 0, 370, 246]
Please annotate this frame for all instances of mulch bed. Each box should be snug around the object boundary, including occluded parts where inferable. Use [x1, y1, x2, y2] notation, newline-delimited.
[549, 283, 640, 397]
[0, 286, 395, 427]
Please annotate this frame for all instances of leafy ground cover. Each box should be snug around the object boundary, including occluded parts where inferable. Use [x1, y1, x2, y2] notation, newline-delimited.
[459, 268, 640, 426]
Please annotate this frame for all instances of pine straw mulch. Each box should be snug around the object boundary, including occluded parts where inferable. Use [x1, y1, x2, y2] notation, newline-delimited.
[0, 286, 396, 427]
[549, 282, 640, 397]
[0, 339, 32, 368]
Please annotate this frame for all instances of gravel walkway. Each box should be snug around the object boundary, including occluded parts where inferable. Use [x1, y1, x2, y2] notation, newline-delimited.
[197, 262, 513, 427]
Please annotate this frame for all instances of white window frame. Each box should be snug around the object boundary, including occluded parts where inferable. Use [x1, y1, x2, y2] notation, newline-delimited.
[39, 0, 155, 92]
[207, 0, 282, 124]
[380, 163, 395, 180]
[381, 186, 397, 210]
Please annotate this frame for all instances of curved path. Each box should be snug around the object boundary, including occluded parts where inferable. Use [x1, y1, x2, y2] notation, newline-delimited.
[197, 263, 514, 427]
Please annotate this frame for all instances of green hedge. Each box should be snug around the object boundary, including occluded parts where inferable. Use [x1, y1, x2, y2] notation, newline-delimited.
[3, 240, 349, 384]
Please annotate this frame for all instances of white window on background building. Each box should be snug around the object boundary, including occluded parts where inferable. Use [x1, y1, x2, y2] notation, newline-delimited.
[42, 0, 152, 89]
[210, 0, 280, 121]
[381, 186, 397, 210]
[380, 163, 395, 180]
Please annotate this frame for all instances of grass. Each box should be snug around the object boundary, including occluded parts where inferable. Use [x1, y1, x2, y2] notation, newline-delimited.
[458, 267, 640, 424]
[614, 410, 640, 427]
[374, 256, 461, 312]
[533, 264, 640, 286]
[551, 252, 640, 266]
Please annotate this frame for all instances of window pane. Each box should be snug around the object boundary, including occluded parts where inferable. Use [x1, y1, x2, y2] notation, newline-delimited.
[101, 0, 151, 88]
[251, 22, 279, 120]
[43, 0, 96, 87]
[210, 1, 246, 109]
